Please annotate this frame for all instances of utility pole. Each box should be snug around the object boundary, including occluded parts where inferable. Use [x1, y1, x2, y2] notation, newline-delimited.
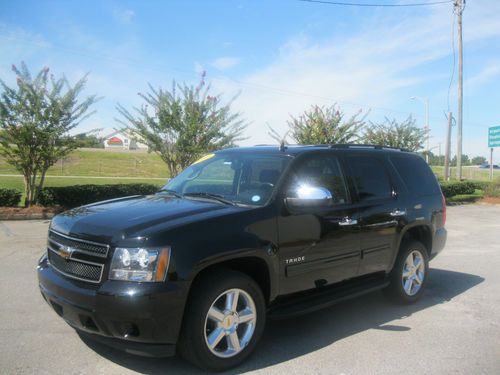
[455, 0, 465, 180]
[490, 148, 494, 181]
[425, 97, 430, 164]
[444, 112, 453, 181]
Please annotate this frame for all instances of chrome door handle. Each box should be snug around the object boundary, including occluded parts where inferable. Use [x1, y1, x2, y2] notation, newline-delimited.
[390, 209, 407, 217]
[338, 217, 358, 226]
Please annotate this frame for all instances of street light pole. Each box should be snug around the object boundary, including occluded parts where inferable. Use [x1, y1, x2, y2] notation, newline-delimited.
[411, 96, 430, 163]
[454, 0, 465, 180]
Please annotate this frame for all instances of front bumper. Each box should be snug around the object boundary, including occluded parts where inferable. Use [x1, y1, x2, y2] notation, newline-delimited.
[37, 255, 187, 357]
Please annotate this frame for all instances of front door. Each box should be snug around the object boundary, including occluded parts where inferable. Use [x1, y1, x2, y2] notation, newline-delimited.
[277, 152, 361, 295]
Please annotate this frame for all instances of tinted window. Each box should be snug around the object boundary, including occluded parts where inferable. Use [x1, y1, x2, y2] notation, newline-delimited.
[290, 154, 349, 205]
[165, 154, 290, 206]
[391, 154, 440, 196]
[348, 156, 392, 201]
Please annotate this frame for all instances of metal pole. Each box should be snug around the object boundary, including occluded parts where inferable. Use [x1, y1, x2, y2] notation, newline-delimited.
[490, 148, 494, 181]
[444, 112, 452, 181]
[425, 98, 430, 163]
[455, 0, 464, 180]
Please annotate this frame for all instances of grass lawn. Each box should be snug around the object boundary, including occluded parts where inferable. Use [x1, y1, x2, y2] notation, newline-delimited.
[431, 165, 500, 181]
[2, 149, 498, 181]
[446, 189, 485, 204]
[0, 148, 169, 178]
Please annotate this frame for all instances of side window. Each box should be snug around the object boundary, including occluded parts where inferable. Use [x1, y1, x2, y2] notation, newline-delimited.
[290, 154, 349, 205]
[390, 155, 440, 196]
[347, 156, 392, 201]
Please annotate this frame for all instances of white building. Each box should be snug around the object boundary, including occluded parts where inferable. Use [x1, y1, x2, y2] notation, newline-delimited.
[103, 130, 148, 150]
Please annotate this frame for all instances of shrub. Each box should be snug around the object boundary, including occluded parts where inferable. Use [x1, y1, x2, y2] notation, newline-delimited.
[0, 188, 22, 207]
[440, 181, 476, 198]
[484, 180, 500, 198]
[468, 180, 489, 191]
[38, 183, 160, 208]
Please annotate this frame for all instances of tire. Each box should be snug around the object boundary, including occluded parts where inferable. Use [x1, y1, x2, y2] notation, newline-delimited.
[178, 269, 266, 372]
[385, 240, 429, 304]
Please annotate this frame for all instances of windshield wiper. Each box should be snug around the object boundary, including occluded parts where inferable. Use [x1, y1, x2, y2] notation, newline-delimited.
[183, 192, 236, 206]
[157, 189, 183, 198]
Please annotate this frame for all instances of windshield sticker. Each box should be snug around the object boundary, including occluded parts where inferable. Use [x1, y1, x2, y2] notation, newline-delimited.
[251, 195, 261, 203]
[192, 153, 215, 165]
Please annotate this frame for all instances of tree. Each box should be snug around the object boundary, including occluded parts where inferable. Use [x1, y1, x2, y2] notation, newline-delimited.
[288, 104, 366, 145]
[0, 62, 99, 206]
[471, 156, 487, 165]
[117, 73, 247, 177]
[425, 151, 445, 166]
[73, 130, 104, 148]
[451, 154, 470, 167]
[363, 116, 426, 151]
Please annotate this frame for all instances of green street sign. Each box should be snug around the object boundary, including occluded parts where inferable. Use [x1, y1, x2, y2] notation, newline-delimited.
[489, 126, 500, 148]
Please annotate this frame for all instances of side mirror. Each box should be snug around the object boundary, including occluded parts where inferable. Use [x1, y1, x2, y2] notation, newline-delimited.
[285, 186, 333, 211]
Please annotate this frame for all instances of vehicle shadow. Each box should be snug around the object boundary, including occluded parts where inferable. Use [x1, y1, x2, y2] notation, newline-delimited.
[79, 268, 484, 374]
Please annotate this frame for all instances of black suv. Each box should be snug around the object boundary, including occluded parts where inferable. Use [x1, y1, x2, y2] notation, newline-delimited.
[37, 145, 447, 371]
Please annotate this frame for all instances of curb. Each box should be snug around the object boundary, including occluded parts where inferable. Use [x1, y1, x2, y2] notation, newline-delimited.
[0, 212, 56, 221]
[475, 201, 500, 206]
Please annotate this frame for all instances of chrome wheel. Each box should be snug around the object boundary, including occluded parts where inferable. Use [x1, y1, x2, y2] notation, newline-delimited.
[204, 288, 257, 358]
[402, 250, 425, 296]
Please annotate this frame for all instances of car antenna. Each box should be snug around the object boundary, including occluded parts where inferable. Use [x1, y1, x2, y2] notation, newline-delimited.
[266, 123, 288, 152]
[279, 139, 287, 152]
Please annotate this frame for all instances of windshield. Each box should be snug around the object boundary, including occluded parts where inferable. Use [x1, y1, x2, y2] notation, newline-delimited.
[163, 153, 291, 206]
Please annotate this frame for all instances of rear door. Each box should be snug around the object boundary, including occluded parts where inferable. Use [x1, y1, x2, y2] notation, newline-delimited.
[277, 152, 361, 295]
[344, 153, 403, 276]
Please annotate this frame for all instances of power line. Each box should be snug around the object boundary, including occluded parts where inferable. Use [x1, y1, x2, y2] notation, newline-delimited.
[3, 30, 489, 129]
[299, 0, 453, 7]
[0, 14, 488, 130]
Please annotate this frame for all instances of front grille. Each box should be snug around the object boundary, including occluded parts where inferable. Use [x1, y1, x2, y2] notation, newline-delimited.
[48, 249, 103, 283]
[48, 230, 109, 258]
[47, 230, 108, 283]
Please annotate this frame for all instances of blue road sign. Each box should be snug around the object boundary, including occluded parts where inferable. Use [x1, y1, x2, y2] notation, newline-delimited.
[489, 126, 500, 148]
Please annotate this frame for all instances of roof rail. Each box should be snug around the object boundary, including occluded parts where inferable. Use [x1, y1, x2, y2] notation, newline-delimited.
[328, 144, 409, 152]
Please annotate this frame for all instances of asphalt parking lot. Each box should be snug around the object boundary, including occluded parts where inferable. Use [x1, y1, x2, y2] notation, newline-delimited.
[1, 204, 499, 375]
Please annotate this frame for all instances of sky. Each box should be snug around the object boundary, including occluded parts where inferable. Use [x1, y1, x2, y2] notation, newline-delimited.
[0, 0, 499, 161]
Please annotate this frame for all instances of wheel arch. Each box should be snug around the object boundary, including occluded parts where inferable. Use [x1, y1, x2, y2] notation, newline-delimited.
[402, 225, 432, 256]
[390, 224, 433, 271]
[187, 255, 274, 306]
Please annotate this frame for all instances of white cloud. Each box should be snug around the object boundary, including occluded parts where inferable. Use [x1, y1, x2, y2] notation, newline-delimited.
[211, 57, 240, 70]
[465, 62, 500, 89]
[0, 25, 52, 84]
[113, 9, 135, 24]
[194, 61, 205, 74]
[211, 0, 500, 149]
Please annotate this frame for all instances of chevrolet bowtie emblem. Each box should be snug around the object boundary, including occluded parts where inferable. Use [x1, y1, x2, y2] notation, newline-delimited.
[57, 245, 75, 260]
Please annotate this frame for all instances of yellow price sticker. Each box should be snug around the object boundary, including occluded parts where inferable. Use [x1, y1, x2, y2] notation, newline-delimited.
[192, 153, 215, 165]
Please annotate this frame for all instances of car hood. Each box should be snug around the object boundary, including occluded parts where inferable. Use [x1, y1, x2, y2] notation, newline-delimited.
[50, 194, 241, 245]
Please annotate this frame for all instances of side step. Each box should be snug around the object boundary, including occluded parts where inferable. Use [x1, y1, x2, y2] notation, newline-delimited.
[267, 276, 390, 320]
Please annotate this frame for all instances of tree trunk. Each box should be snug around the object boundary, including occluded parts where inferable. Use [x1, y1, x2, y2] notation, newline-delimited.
[23, 174, 31, 208]
[28, 171, 37, 207]
[34, 167, 48, 205]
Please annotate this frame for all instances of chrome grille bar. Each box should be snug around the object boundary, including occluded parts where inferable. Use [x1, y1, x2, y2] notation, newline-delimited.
[48, 230, 110, 258]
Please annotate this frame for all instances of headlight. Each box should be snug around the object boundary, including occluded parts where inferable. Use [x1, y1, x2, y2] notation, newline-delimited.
[110, 247, 170, 282]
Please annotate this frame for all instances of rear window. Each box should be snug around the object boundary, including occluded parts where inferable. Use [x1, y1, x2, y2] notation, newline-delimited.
[390, 154, 440, 196]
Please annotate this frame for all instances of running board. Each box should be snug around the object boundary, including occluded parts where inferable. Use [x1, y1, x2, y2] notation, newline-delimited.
[267, 276, 389, 319]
